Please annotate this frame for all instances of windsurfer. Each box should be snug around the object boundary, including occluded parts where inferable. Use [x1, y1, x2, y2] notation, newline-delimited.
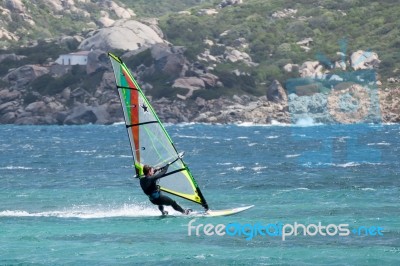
[140, 164, 191, 215]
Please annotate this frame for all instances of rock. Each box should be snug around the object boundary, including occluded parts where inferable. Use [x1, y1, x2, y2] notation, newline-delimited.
[219, 0, 243, 8]
[299, 61, 324, 78]
[78, 19, 165, 51]
[283, 63, 298, 73]
[64, 105, 97, 125]
[25, 101, 47, 114]
[0, 111, 17, 123]
[5, 0, 25, 13]
[350, 50, 380, 70]
[173, 77, 205, 90]
[272, 8, 297, 19]
[200, 73, 220, 88]
[0, 89, 21, 103]
[150, 44, 188, 77]
[0, 100, 19, 114]
[61, 87, 71, 101]
[198, 9, 218, 15]
[224, 47, 256, 66]
[0, 53, 27, 63]
[266, 80, 287, 103]
[63, 104, 111, 125]
[99, 0, 135, 19]
[3, 65, 49, 88]
[327, 84, 374, 123]
[86, 50, 109, 74]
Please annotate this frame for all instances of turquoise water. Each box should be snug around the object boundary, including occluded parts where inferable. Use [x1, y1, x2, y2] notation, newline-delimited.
[0, 123, 399, 265]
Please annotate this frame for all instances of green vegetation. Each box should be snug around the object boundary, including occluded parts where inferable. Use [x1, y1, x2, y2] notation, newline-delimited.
[157, 0, 400, 95]
[0, 39, 78, 76]
[122, 0, 215, 17]
[1, 0, 400, 100]
[30, 65, 87, 95]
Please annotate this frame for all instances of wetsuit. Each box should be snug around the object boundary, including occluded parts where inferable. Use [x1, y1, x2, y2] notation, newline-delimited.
[140, 165, 185, 214]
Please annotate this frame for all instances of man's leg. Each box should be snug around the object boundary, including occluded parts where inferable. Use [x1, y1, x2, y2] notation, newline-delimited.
[156, 194, 185, 213]
[158, 205, 167, 215]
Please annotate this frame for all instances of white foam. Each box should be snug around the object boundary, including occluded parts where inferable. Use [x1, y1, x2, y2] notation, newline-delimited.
[0, 166, 33, 170]
[367, 142, 390, 146]
[361, 188, 376, 191]
[0, 204, 167, 219]
[75, 150, 97, 153]
[237, 121, 289, 127]
[174, 134, 213, 140]
[303, 162, 382, 168]
[217, 162, 233, 165]
[231, 166, 245, 171]
[252, 166, 267, 171]
[293, 117, 323, 127]
[285, 154, 301, 158]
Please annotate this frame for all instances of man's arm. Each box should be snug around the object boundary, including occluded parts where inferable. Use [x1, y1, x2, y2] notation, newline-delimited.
[147, 165, 169, 181]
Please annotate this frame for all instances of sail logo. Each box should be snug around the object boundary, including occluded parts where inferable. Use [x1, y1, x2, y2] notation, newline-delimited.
[187, 219, 384, 241]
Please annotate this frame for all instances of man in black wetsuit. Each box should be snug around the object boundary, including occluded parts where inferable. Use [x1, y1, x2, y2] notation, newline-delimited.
[140, 164, 191, 215]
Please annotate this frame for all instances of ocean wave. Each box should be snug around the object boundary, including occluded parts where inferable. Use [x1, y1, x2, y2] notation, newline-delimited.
[237, 120, 290, 127]
[302, 162, 383, 168]
[230, 166, 245, 171]
[174, 134, 213, 140]
[367, 142, 391, 146]
[274, 187, 310, 195]
[252, 166, 267, 172]
[74, 150, 97, 153]
[217, 162, 233, 165]
[293, 117, 324, 127]
[285, 154, 301, 158]
[0, 166, 33, 170]
[0, 204, 169, 219]
[361, 188, 376, 191]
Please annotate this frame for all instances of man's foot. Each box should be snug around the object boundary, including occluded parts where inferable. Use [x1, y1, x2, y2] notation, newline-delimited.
[184, 209, 193, 215]
[161, 210, 168, 216]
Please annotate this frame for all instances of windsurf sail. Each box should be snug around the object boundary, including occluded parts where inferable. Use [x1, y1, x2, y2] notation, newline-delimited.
[108, 52, 208, 210]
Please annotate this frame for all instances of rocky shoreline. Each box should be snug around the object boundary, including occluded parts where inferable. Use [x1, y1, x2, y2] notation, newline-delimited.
[1, 77, 400, 125]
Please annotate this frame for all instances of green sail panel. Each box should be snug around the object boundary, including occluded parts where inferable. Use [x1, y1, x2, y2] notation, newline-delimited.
[108, 53, 208, 208]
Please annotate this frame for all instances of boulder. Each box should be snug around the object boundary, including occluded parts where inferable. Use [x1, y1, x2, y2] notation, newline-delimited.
[151, 44, 188, 77]
[3, 65, 49, 88]
[63, 104, 111, 125]
[86, 50, 109, 74]
[299, 61, 324, 78]
[350, 50, 380, 70]
[200, 73, 220, 88]
[0, 111, 17, 123]
[266, 80, 287, 103]
[0, 53, 26, 63]
[78, 19, 165, 51]
[0, 89, 21, 103]
[173, 77, 205, 91]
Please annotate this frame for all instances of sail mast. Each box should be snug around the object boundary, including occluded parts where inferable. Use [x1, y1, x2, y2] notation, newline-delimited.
[108, 52, 208, 210]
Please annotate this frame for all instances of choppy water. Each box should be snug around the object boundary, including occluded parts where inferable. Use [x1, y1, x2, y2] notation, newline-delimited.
[0, 123, 399, 265]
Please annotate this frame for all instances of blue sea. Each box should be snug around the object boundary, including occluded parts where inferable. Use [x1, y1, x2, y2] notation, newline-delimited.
[0, 123, 399, 265]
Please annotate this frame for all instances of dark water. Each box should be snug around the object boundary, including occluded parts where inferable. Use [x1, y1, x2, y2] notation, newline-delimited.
[0, 123, 399, 265]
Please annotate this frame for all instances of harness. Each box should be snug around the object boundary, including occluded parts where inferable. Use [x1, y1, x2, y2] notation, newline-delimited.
[149, 190, 160, 200]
